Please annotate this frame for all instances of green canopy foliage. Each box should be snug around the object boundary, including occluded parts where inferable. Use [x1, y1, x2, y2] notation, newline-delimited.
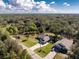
[6, 25, 18, 34]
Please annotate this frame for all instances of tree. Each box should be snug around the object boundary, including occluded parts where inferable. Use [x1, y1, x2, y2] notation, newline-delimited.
[28, 23, 37, 32]
[73, 47, 79, 59]
[20, 49, 32, 59]
[0, 28, 10, 41]
[68, 47, 79, 59]
[0, 40, 7, 59]
[6, 25, 18, 35]
[9, 51, 17, 59]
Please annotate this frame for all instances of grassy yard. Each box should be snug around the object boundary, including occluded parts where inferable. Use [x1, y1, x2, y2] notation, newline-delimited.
[53, 53, 64, 59]
[21, 36, 38, 48]
[34, 43, 54, 58]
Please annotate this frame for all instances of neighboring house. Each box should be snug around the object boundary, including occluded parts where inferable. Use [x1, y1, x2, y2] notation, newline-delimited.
[38, 34, 50, 44]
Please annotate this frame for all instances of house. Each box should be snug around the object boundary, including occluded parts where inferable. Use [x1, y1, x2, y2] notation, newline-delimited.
[38, 34, 50, 44]
[52, 44, 68, 54]
[54, 38, 73, 50]
[51, 38, 73, 54]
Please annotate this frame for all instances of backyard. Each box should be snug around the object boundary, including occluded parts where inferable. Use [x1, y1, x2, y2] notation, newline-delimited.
[21, 36, 38, 48]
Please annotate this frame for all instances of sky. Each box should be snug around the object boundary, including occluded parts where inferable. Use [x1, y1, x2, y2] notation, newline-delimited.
[0, 0, 79, 14]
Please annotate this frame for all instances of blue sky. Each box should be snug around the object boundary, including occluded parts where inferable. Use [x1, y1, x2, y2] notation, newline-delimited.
[0, 0, 79, 14]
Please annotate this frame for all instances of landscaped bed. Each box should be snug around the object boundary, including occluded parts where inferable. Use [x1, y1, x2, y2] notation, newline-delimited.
[21, 36, 38, 48]
[34, 43, 54, 58]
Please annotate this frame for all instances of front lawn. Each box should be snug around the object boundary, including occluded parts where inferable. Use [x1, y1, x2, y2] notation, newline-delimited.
[53, 53, 64, 59]
[21, 37, 38, 48]
[34, 43, 54, 58]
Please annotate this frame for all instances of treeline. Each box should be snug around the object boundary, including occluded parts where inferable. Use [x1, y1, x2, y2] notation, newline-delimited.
[0, 14, 79, 36]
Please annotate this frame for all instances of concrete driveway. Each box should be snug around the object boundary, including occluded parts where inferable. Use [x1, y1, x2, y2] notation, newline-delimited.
[29, 43, 49, 51]
[44, 51, 57, 59]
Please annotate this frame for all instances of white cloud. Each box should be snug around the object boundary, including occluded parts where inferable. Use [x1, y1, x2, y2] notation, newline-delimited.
[32, 1, 57, 13]
[0, 0, 57, 13]
[0, 0, 78, 14]
[63, 2, 70, 7]
[0, 0, 6, 8]
[50, 1, 55, 4]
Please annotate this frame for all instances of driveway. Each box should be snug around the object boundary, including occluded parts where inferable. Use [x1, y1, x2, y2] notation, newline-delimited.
[19, 43, 42, 59]
[44, 51, 57, 59]
[29, 43, 49, 51]
[44, 38, 73, 59]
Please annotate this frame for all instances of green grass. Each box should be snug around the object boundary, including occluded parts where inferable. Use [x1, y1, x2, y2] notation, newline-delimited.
[53, 53, 64, 59]
[34, 43, 53, 58]
[21, 37, 38, 48]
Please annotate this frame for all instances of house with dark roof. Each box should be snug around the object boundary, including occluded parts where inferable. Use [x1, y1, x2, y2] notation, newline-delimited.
[52, 44, 68, 54]
[51, 38, 73, 54]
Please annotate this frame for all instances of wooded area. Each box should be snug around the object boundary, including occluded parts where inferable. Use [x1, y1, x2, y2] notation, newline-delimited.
[0, 14, 79, 59]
